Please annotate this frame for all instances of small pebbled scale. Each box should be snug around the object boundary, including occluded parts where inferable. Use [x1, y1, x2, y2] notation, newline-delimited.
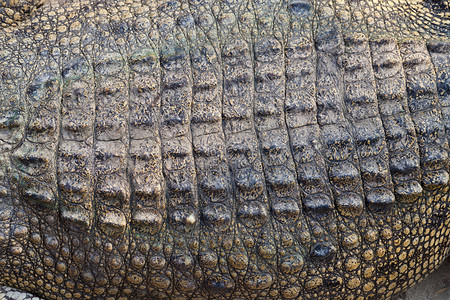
[0, 0, 448, 299]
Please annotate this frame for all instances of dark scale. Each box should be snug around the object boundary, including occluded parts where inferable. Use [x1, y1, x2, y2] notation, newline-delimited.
[0, 0, 448, 299]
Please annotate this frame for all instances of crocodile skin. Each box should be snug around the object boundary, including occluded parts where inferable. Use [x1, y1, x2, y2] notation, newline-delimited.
[0, 0, 43, 26]
[0, 0, 448, 299]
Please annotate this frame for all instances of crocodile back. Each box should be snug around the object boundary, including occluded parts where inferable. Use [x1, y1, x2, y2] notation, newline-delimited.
[0, 0, 448, 298]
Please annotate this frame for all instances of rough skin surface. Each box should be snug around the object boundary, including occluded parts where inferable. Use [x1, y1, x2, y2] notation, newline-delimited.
[0, 0, 448, 299]
[0, 0, 43, 26]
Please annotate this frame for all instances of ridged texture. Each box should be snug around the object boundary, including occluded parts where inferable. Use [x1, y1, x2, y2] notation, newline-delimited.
[186, 0, 238, 297]
[58, 57, 95, 229]
[0, 0, 43, 26]
[11, 60, 60, 209]
[93, 48, 130, 235]
[428, 41, 450, 148]
[157, 0, 201, 296]
[129, 48, 164, 233]
[370, 37, 423, 204]
[253, 1, 308, 295]
[0, 30, 26, 268]
[0, 0, 448, 299]
[399, 40, 449, 190]
[218, 1, 278, 296]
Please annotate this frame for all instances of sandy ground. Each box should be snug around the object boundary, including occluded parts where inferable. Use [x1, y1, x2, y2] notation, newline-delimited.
[395, 258, 450, 300]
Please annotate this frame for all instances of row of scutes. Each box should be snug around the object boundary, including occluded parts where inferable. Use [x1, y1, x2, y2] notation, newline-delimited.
[11, 66, 60, 211]
[0, 0, 448, 298]
[7, 37, 449, 237]
[58, 57, 95, 229]
[4, 40, 448, 229]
